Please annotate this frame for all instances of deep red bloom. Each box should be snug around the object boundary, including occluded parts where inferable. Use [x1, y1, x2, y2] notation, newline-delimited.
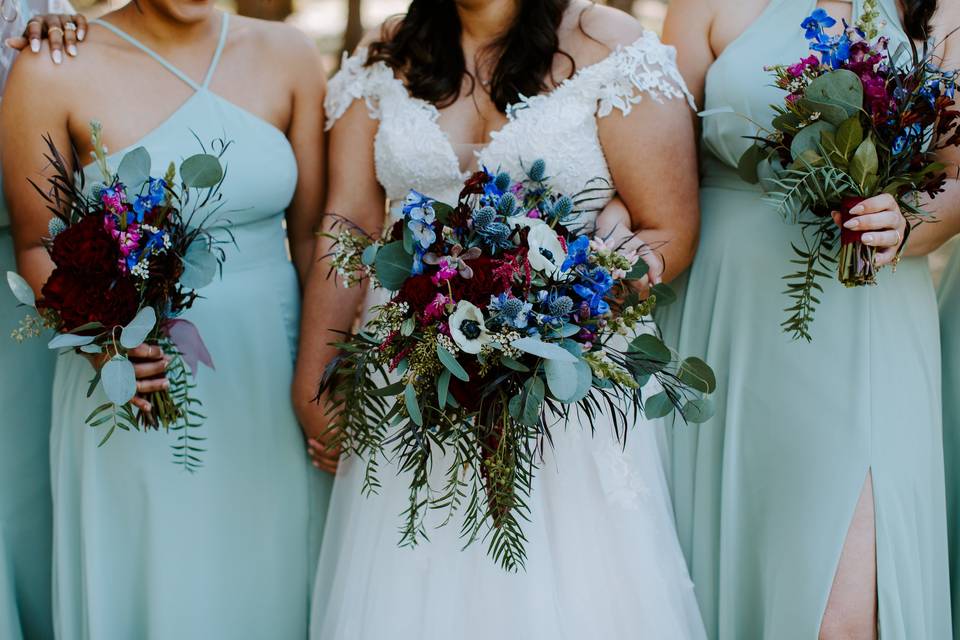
[448, 256, 511, 307]
[40, 267, 139, 330]
[49, 215, 121, 276]
[395, 274, 439, 311]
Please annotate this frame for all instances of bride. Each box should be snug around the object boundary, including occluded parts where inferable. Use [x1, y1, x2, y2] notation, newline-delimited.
[294, 0, 705, 637]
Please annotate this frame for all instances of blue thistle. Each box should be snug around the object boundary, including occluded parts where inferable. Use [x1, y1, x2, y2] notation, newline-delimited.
[472, 206, 497, 229]
[47, 217, 67, 238]
[548, 295, 574, 317]
[527, 159, 546, 182]
[553, 195, 574, 219]
[497, 192, 516, 215]
[494, 171, 512, 193]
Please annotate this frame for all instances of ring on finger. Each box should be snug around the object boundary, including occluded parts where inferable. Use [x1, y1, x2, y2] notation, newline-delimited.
[64, 22, 77, 31]
[47, 26, 63, 36]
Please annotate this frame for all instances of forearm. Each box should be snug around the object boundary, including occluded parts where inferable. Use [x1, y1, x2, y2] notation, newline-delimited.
[904, 179, 960, 256]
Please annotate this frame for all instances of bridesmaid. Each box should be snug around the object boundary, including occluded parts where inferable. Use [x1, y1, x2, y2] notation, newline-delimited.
[940, 244, 960, 640]
[659, 0, 960, 638]
[1, 0, 332, 637]
[0, 4, 83, 639]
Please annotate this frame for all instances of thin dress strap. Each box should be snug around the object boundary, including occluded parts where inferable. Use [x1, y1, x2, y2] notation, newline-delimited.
[92, 13, 229, 92]
[202, 12, 229, 89]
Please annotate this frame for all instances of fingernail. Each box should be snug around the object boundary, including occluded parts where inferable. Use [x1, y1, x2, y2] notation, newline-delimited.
[850, 205, 865, 214]
[844, 218, 859, 229]
[144, 403, 153, 413]
[312, 461, 320, 468]
[30, 39, 39, 53]
[52, 49, 62, 64]
[163, 380, 170, 389]
[862, 233, 875, 244]
[77, 28, 85, 41]
[68, 44, 77, 56]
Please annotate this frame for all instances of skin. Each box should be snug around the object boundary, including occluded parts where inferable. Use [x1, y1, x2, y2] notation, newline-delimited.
[1, 0, 325, 416]
[662, 0, 960, 637]
[296, 0, 701, 472]
[6, 13, 89, 64]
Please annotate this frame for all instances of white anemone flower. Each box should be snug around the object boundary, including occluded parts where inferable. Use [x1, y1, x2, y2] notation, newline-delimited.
[448, 301, 492, 354]
[527, 223, 567, 278]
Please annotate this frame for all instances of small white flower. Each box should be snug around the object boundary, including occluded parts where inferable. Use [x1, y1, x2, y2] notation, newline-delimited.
[449, 301, 492, 354]
[527, 223, 567, 278]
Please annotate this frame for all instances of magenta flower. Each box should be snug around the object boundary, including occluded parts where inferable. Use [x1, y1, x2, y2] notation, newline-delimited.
[430, 258, 458, 285]
[787, 55, 819, 78]
[425, 292, 453, 320]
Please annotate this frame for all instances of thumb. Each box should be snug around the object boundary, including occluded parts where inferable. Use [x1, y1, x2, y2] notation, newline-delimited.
[5, 37, 27, 51]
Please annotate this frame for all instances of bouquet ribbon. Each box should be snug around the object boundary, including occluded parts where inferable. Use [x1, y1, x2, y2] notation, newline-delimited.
[840, 196, 867, 246]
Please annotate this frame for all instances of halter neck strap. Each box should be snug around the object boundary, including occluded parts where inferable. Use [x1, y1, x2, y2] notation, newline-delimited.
[92, 12, 229, 92]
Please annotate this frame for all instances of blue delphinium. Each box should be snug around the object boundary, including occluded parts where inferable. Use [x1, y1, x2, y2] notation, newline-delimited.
[403, 190, 438, 251]
[802, 8, 836, 41]
[572, 266, 614, 316]
[560, 235, 590, 272]
[132, 178, 167, 222]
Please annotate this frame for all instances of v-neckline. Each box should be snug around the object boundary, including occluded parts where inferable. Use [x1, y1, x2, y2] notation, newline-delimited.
[360, 42, 624, 180]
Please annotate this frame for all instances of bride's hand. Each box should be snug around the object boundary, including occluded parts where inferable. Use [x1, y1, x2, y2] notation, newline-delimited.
[83, 342, 169, 415]
[594, 195, 663, 298]
[5, 13, 87, 64]
[830, 193, 908, 267]
[307, 430, 341, 474]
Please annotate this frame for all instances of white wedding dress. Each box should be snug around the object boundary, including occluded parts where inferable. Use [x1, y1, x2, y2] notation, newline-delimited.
[311, 31, 708, 640]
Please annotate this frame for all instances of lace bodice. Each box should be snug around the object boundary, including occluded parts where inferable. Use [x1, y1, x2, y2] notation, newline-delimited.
[325, 31, 694, 218]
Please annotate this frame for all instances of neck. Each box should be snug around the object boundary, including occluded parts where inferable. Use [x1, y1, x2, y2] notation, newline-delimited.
[109, 3, 219, 49]
[455, 0, 518, 47]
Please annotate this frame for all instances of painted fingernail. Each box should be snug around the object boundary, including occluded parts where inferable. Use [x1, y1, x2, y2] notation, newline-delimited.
[30, 39, 39, 53]
[850, 205, 865, 214]
[52, 49, 62, 64]
[144, 402, 153, 413]
[68, 44, 77, 56]
[77, 28, 85, 41]
[862, 233, 875, 244]
[844, 218, 859, 229]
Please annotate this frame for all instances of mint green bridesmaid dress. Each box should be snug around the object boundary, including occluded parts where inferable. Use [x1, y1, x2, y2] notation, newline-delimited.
[658, 1, 952, 637]
[1, 179, 55, 640]
[49, 14, 331, 639]
[939, 244, 960, 639]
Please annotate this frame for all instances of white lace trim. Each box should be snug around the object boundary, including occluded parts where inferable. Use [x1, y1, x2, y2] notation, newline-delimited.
[325, 31, 694, 131]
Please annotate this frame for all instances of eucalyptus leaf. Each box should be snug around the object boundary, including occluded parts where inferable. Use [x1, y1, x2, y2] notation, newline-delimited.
[797, 97, 850, 126]
[180, 154, 223, 189]
[544, 359, 577, 401]
[433, 202, 453, 225]
[404, 383, 423, 426]
[625, 259, 650, 281]
[682, 398, 716, 423]
[369, 381, 405, 397]
[361, 243, 378, 266]
[510, 337, 577, 362]
[116, 147, 151, 191]
[678, 357, 717, 394]
[402, 223, 415, 254]
[437, 345, 469, 381]
[500, 356, 530, 372]
[48, 333, 96, 350]
[509, 376, 544, 426]
[789, 121, 835, 160]
[805, 70, 864, 118]
[437, 369, 451, 408]
[400, 317, 416, 337]
[180, 239, 218, 289]
[737, 144, 765, 184]
[644, 391, 674, 419]
[100, 356, 137, 405]
[6, 271, 35, 307]
[772, 111, 804, 134]
[549, 323, 582, 339]
[80, 344, 103, 354]
[628, 334, 672, 374]
[120, 307, 157, 350]
[374, 241, 413, 291]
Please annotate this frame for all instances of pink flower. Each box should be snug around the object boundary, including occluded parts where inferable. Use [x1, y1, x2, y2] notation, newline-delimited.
[787, 55, 819, 78]
[101, 187, 128, 216]
[430, 258, 458, 285]
[425, 293, 453, 321]
[526, 208, 541, 219]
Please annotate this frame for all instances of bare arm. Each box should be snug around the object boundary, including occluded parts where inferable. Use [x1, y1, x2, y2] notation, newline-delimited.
[281, 31, 327, 283]
[903, 5, 960, 256]
[292, 97, 385, 446]
[661, 0, 716, 110]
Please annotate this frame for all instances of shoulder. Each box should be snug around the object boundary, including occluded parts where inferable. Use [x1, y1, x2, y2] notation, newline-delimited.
[230, 15, 325, 81]
[562, 1, 673, 69]
[577, 2, 649, 52]
[357, 15, 404, 50]
[6, 37, 97, 100]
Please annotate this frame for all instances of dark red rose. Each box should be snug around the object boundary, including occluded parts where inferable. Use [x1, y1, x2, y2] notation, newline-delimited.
[142, 250, 187, 311]
[49, 215, 121, 277]
[40, 267, 139, 331]
[395, 274, 438, 311]
[460, 171, 491, 199]
[449, 256, 511, 307]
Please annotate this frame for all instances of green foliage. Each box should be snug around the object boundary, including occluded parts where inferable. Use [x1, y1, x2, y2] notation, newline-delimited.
[179, 153, 223, 189]
[374, 241, 414, 290]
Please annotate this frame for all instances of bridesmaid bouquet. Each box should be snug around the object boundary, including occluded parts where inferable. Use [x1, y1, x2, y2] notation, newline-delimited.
[738, 0, 959, 339]
[321, 161, 715, 570]
[6, 122, 226, 470]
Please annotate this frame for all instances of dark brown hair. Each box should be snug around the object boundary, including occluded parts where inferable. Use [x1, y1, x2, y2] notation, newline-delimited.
[366, 0, 574, 112]
[902, 0, 937, 41]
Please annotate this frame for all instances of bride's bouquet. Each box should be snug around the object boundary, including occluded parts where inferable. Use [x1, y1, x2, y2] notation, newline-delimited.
[738, 0, 959, 339]
[7, 122, 226, 471]
[321, 160, 715, 570]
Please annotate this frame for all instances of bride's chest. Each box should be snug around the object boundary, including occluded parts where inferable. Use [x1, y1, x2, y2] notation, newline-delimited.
[372, 87, 612, 205]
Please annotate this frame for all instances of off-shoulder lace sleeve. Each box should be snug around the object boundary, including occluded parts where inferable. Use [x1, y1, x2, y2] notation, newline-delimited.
[324, 48, 398, 131]
[594, 31, 696, 118]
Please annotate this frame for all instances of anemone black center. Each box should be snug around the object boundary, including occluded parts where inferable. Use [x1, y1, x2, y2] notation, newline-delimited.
[460, 319, 482, 340]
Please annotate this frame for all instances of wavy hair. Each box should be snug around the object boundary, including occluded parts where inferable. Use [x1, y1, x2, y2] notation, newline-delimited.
[902, 0, 937, 41]
[366, 0, 575, 112]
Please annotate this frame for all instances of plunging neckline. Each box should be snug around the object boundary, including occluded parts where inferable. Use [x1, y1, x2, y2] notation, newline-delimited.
[360, 41, 631, 180]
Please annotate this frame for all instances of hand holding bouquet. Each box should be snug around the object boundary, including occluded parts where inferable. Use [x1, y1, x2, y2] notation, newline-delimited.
[738, 0, 959, 339]
[7, 122, 227, 470]
[320, 160, 715, 570]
